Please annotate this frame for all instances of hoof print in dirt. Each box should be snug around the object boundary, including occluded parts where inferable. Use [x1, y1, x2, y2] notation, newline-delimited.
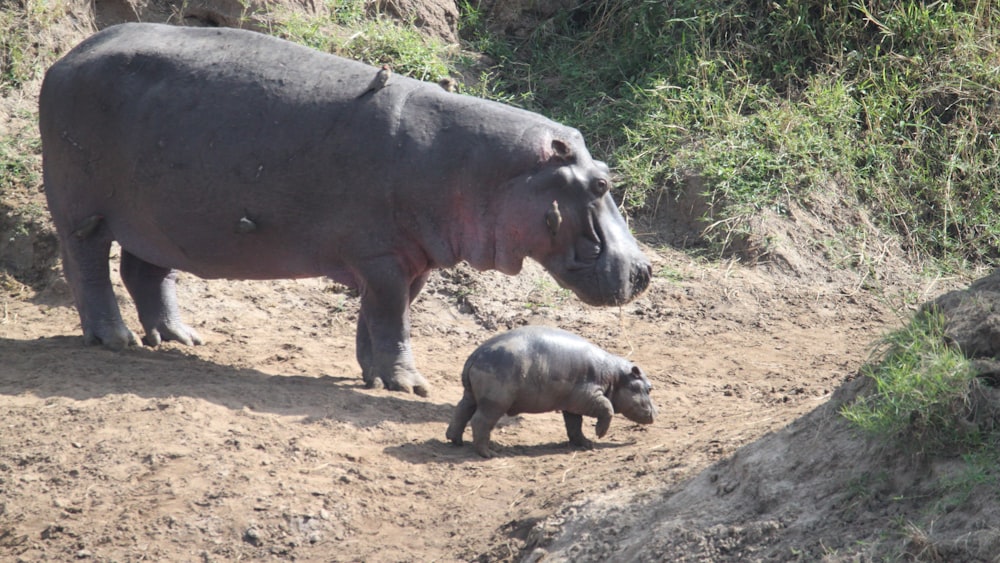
[446, 326, 657, 458]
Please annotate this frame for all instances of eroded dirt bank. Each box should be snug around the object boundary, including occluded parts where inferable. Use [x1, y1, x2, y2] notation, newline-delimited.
[1, 244, 933, 561]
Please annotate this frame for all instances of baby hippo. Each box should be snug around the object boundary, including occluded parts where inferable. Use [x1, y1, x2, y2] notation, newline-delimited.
[446, 326, 657, 458]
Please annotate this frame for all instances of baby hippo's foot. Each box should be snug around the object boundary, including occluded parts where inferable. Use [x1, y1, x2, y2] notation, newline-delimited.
[446, 394, 477, 446]
[445, 424, 465, 446]
[143, 321, 203, 347]
[594, 416, 612, 439]
[84, 320, 140, 351]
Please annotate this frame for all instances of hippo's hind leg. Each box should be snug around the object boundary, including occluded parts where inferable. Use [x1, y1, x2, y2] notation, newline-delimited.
[120, 250, 203, 347]
[355, 314, 374, 385]
[58, 228, 138, 350]
[468, 400, 505, 458]
[446, 390, 477, 445]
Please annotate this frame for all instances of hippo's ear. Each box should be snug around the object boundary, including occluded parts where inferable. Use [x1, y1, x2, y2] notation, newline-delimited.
[541, 138, 574, 164]
[630, 365, 652, 392]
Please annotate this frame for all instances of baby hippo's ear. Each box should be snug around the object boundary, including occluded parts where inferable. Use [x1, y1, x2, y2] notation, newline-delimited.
[630, 365, 651, 392]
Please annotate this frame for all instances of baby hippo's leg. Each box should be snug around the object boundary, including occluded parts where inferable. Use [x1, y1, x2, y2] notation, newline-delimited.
[469, 399, 505, 458]
[562, 412, 594, 449]
[595, 414, 613, 438]
[570, 391, 615, 440]
[446, 391, 477, 445]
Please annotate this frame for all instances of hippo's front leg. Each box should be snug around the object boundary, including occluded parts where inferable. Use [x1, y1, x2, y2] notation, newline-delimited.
[355, 263, 430, 396]
[562, 412, 594, 449]
[563, 389, 615, 446]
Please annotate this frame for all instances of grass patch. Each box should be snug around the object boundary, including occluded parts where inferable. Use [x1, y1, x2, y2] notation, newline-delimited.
[458, 1, 1000, 263]
[0, 0, 75, 92]
[841, 309, 1000, 535]
[273, 1, 456, 84]
[840, 310, 982, 453]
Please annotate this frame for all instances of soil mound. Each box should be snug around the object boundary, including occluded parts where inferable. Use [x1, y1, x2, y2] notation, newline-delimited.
[526, 269, 1000, 562]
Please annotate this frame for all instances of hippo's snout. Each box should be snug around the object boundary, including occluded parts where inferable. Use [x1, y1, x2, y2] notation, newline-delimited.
[614, 380, 657, 426]
[551, 193, 652, 307]
[621, 394, 656, 425]
[631, 261, 653, 299]
[630, 403, 657, 425]
[586, 257, 652, 307]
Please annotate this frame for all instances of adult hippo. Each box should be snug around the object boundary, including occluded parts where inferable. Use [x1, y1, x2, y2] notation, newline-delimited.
[39, 23, 652, 396]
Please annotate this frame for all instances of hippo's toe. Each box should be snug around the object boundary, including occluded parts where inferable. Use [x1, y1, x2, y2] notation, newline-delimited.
[83, 322, 140, 351]
[143, 321, 204, 347]
[378, 367, 430, 397]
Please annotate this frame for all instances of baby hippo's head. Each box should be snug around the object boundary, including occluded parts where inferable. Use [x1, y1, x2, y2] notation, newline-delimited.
[611, 365, 657, 425]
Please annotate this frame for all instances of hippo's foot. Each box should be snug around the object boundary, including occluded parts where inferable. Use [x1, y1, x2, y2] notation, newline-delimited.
[142, 321, 204, 347]
[563, 411, 597, 449]
[470, 410, 502, 458]
[474, 442, 496, 459]
[83, 321, 140, 351]
[446, 394, 477, 445]
[594, 416, 612, 439]
[364, 365, 430, 397]
[445, 421, 467, 445]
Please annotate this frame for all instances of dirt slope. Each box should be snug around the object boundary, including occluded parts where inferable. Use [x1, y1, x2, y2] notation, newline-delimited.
[0, 236, 945, 562]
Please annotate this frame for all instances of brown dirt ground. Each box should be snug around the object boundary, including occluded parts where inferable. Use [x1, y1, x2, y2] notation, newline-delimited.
[0, 234, 956, 562]
[1, 3, 991, 561]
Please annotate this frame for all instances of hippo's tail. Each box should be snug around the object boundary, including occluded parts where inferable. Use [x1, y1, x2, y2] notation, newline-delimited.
[459, 353, 475, 390]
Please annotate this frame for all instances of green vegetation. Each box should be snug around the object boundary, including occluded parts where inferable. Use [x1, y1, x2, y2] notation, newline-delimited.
[840, 310, 983, 452]
[0, 113, 40, 196]
[0, 0, 75, 193]
[840, 308, 1000, 543]
[0, 0, 68, 92]
[274, 1, 455, 84]
[0, 1, 67, 261]
[458, 1, 1000, 262]
[840, 307, 1000, 502]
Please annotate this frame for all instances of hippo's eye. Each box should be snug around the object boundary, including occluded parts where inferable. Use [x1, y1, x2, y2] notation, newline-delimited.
[592, 178, 610, 197]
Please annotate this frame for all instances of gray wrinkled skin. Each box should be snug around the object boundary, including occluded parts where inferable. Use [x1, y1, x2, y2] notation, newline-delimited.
[39, 23, 652, 396]
[446, 326, 657, 458]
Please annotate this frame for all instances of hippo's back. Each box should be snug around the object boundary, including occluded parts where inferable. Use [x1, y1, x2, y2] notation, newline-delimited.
[463, 326, 619, 386]
[38, 23, 391, 278]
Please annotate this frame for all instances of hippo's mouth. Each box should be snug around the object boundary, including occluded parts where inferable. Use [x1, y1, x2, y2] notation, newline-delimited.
[540, 198, 651, 307]
[570, 207, 604, 268]
[614, 393, 657, 424]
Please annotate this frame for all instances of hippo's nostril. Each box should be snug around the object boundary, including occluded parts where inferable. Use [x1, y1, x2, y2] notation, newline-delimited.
[630, 262, 652, 296]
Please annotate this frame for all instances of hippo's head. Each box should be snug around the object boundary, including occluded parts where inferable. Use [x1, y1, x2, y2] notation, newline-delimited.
[610, 365, 657, 425]
[498, 133, 652, 306]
